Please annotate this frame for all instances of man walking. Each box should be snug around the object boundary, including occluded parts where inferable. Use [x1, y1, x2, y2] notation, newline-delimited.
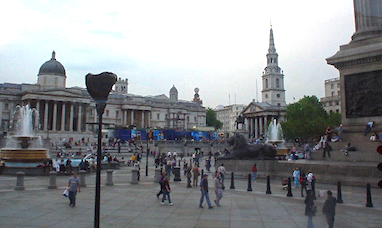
[217, 163, 226, 183]
[68, 172, 80, 207]
[199, 174, 213, 209]
[214, 173, 223, 207]
[323, 190, 337, 228]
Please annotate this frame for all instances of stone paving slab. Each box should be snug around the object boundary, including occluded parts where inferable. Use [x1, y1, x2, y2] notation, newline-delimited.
[1, 159, 382, 227]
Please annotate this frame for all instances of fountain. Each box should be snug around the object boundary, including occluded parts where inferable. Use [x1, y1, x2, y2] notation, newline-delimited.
[266, 119, 289, 156]
[0, 105, 50, 175]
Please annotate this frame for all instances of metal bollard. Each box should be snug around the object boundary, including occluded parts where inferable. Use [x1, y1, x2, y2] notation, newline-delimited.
[366, 183, 373, 207]
[201, 169, 204, 177]
[247, 173, 252, 191]
[230, 172, 235, 189]
[48, 171, 57, 189]
[79, 170, 87, 187]
[178, 160, 181, 167]
[173, 167, 181, 182]
[106, 170, 113, 186]
[15, 171, 25, 190]
[337, 181, 343, 203]
[266, 175, 272, 194]
[287, 177, 293, 197]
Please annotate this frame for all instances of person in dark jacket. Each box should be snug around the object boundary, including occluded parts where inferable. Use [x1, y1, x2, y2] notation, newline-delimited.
[156, 172, 166, 199]
[323, 190, 337, 228]
[305, 190, 316, 228]
[199, 174, 213, 209]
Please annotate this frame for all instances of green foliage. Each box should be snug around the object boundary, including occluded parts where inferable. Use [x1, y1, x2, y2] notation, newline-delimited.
[281, 95, 340, 141]
[206, 108, 223, 130]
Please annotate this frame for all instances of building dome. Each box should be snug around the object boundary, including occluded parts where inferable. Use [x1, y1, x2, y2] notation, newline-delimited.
[38, 51, 66, 77]
[170, 85, 178, 93]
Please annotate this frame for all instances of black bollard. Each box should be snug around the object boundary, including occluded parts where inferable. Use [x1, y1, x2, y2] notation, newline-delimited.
[230, 172, 235, 189]
[287, 177, 293, 197]
[178, 160, 181, 167]
[247, 173, 252, 191]
[366, 183, 373, 207]
[201, 169, 204, 177]
[266, 175, 272, 194]
[337, 181, 343, 203]
[187, 176, 192, 188]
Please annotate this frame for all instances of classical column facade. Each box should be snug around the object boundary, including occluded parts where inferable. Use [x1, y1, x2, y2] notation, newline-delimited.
[44, 101, 48, 131]
[77, 104, 82, 132]
[61, 102, 66, 131]
[69, 103, 74, 132]
[52, 101, 57, 131]
[255, 118, 259, 139]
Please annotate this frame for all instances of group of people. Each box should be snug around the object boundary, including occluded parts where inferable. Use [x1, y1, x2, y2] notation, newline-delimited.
[305, 189, 337, 228]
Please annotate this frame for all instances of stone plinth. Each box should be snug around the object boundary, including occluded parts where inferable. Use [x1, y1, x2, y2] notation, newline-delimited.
[131, 169, 139, 184]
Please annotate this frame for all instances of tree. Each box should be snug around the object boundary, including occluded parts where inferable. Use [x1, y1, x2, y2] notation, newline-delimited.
[206, 108, 223, 130]
[281, 96, 329, 141]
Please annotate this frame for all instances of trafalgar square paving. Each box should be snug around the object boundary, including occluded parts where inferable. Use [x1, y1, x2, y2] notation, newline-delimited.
[0, 156, 382, 228]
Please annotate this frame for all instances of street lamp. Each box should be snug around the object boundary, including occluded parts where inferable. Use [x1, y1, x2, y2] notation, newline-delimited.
[86, 72, 117, 228]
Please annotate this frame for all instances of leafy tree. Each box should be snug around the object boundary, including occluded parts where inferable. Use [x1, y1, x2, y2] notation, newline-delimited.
[281, 96, 329, 141]
[206, 108, 223, 130]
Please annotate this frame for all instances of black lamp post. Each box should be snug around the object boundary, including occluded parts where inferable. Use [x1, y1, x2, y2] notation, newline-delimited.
[86, 72, 117, 228]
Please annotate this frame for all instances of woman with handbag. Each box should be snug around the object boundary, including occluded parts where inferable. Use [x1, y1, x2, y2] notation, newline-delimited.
[304, 190, 316, 228]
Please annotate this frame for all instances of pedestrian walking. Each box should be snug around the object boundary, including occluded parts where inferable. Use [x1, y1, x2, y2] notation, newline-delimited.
[323, 190, 337, 228]
[252, 164, 257, 182]
[304, 190, 316, 228]
[199, 174, 213, 209]
[300, 170, 307, 197]
[293, 167, 300, 188]
[161, 176, 173, 205]
[323, 142, 332, 158]
[217, 163, 226, 183]
[214, 173, 224, 207]
[68, 172, 80, 207]
[156, 172, 166, 199]
[192, 165, 200, 187]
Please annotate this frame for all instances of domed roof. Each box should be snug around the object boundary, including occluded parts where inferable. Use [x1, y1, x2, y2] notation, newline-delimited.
[170, 85, 178, 93]
[38, 51, 66, 77]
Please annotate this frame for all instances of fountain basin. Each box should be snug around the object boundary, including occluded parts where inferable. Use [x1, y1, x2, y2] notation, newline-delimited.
[1, 148, 49, 163]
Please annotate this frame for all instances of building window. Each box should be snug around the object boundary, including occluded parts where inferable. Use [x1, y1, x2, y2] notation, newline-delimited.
[329, 102, 332, 106]
[265, 94, 268, 98]
[337, 83, 340, 88]
[194, 117, 197, 122]
[157, 113, 160, 120]
[336, 109, 339, 113]
[116, 111, 119, 118]
[106, 110, 109, 117]
[265, 79, 268, 88]
[276, 78, 280, 88]
[331, 84, 334, 89]
[277, 103, 280, 106]
[277, 94, 280, 98]
[187, 116, 189, 122]
[4, 103, 9, 110]
[336, 101, 339, 105]
[338, 91, 340, 96]
[331, 92, 334, 97]
[55, 77, 58, 86]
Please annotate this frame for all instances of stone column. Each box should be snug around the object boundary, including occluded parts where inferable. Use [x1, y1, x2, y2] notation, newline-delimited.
[259, 117, 263, 136]
[353, 0, 382, 40]
[250, 118, 254, 138]
[44, 101, 48, 131]
[61, 102, 66, 131]
[15, 171, 25, 190]
[141, 111, 145, 128]
[48, 171, 57, 189]
[78, 104, 82, 132]
[79, 170, 87, 187]
[106, 170, 113, 186]
[255, 118, 259, 139]
[35, 100, 40, 130]
[131, 110, 134, 126]
[52, 101, 57, 131]
[69, 103, 74, 132]
[264, 116, 268, 133]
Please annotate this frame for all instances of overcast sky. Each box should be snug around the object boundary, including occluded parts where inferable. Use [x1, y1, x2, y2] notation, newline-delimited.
[0, 0, 355, 109]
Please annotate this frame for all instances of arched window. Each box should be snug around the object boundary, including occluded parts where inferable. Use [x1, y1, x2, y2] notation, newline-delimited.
[276, 78, 280, 88]
[270, 58, 273, 63]
[265, 79, 268, 88]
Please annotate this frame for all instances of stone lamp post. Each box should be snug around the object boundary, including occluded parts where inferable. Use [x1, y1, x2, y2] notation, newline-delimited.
[85, 72, 117, 228]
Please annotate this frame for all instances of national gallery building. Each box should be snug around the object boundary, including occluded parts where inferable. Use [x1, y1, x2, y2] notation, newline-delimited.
[0, 52, 206, 141]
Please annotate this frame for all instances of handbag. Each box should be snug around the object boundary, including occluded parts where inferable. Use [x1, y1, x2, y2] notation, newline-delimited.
[63, 188, 69, 197]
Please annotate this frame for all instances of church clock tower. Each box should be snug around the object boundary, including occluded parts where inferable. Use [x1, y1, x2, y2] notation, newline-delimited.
[261, 25, 286, 107]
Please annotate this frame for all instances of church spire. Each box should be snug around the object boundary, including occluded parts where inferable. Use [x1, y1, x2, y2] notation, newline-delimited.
[268, 26, 276, 54]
